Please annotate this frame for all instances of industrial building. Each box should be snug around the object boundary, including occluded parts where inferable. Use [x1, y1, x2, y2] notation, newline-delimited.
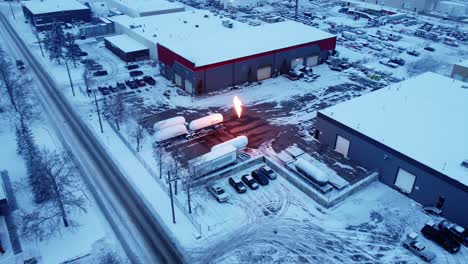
[22, 0, 92, 30]
[108, 0, 185, 17]
[111, 10, 336, 95]
[315, 72, 468, 227]
[347, 0, 436, 13]
[104, 34, 150, 62]
[451, 59, 468, 82]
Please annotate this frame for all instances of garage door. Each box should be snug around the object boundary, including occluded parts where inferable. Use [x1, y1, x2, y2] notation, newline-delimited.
[174, 73, 182, 87]
[291, 58, 304, 69]
[335, 135, 350, 157]
[394, 168, 416, 194]
[257, 66, 272, 81]
[306, 56, 319, 67]
[185, 79, 193, 94]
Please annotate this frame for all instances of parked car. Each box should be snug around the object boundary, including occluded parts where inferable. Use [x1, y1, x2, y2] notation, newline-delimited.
[329, 65, 343, 72]
[241, 174, 259, 190]
[339, 62, 351, 69]
[98, 86, 110, 95]
[251, 169, 269, 186]
[116, 82, 126, 90]
[93, 70, 108, 77]
[129, 70, 143, 77]
[390, 58, 405, 66]
[407, 50, 420, 56]
[126, 64, 139, 70]
[16, 60, 26, 70]
[424, 46, 435, 52]
[438, 220, 468, 246]
[143, 75, 156, 85]
[108, 85, 118, 93]
[228, 177, 246, 193]
[260, 166, 277, 180]
[125, 80, 138, 89]
[421, 223, 461, 254]
[135, 78, 146, 87]
[402, 232, 436, 262]
[207, 184, 229, 203]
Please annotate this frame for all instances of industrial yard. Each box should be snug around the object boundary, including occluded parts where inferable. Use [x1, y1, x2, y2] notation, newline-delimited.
[0, 0, 467, 263]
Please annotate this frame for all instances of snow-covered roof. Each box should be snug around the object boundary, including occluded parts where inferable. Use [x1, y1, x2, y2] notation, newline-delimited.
[110, 10, 335, 67]
[109, 0, 185, 15]
[22, 0, 89, 15]
[456, 59, 468, 68]
[104, 34, 149, 53]
[320, 72, 468, 186]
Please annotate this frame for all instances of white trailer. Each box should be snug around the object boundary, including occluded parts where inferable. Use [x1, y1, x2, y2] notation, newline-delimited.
[189, 145, 237, 176]
[211, 136, 248, 152]
[154, 124, 188, 143]
[189, 113, 223, 131]
[294, 158, 329, 186]
[153, 116, 186, 131]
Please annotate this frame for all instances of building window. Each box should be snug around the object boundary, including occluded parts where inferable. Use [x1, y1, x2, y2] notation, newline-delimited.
[334, 135, 350, 157]
[394, 168, 416, 194]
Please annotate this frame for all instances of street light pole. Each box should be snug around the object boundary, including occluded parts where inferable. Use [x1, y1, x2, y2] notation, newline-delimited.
[167, 171, 176, 224]
[8, 1, 16, 20]
[64, 59, 75, 96]
[93, 90, 104, 133]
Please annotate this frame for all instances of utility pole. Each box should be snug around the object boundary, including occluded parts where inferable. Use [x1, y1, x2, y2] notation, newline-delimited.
[186, 177, 192, 214]
[64, 59, 75, 96]
[167, 171, 176, 224]
[35, 31, 44, 57]
[295, 0, 299, 20]
[8, 0, 16, 20]
[93, 90, 104, 133]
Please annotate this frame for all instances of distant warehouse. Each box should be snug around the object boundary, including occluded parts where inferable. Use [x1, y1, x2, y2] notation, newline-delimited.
[22, 0, 91, 30]
[315, 72, 468, 227]
[110, 10, 336, 95]
[108, 0, 185, 18]
[104, 34, 150, 62]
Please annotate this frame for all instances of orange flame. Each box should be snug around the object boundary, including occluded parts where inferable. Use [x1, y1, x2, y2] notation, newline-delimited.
[233, 96, 242, 119]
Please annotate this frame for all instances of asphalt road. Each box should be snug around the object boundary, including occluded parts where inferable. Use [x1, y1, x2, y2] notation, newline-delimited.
[0, 13, 185, 264]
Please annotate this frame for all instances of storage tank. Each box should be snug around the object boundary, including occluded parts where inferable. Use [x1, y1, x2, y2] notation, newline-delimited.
[189, 113, 223, 131]
[153, 116, 186, 131]
[294, 158, 329, 186]
[211, 136, 248, 152]
[154, 124, 188, 143]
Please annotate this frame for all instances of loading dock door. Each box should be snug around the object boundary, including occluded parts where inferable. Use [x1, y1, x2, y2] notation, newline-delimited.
[394, 168, 416, 194]
[185, 79, 193, 94]
[174, 73, 182, 87]
[335, 135, 350, 157]
[306, 56, 319, 67]
[257, 66, 272, 81]
[291, 58, 304, 69]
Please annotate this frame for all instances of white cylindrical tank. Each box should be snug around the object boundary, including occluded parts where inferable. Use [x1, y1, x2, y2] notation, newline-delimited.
[189, 113, 223, 131]
[154, 124, 188, 143]
[153, 116, 186, 131]
[294, 158, 329, 186]
[211, 136, 248, 152]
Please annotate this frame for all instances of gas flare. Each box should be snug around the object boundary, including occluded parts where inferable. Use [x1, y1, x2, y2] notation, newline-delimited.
[233, 96, 242, 119]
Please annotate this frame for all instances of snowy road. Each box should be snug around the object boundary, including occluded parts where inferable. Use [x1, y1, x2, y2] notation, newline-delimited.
[0, 12, 185, 264]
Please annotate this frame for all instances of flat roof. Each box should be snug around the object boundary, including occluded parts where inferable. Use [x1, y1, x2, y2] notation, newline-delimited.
[23, 0, 89, 15]
[104, 34, 149, 53]
[110, 0, 184, 14]
[320, 72, 468, 186]
[110, 10, 335, 67]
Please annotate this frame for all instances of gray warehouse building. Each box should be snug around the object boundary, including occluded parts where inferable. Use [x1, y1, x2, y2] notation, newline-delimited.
[315, 72, 468, 227]
[22, 0, 92, 30]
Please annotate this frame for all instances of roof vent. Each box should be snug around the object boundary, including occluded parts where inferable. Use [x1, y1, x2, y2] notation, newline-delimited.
[195, 25, 199, 28]
[204, 14, 209, 18]
[461, 160, 468, 168]
[183, 20, 187, 23]
[222, 20, 233, 28]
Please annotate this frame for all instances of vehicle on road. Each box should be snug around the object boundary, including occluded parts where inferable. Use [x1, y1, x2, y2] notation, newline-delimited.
[16, 59, 26, 70]
[228, 177, 246, 193]
[260, 166, 277, 180]
[251, 169, 269, 186]
[241, 174, 259, 190]
[407, 50, 420, 56]
[143, 75, 156, 85]
[402, 232, 436, 262]
[129, 70, 143, 77]
[421, 223, 461, 254]
[438, 220, 468, 246]
[126, 64, 139, 70]
[93, 70, 108, 77]
[424, 46, 435, 52]
[207, 184, 229, 203]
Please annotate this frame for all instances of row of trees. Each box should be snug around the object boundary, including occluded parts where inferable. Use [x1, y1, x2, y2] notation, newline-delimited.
[0, 45, 87, 241]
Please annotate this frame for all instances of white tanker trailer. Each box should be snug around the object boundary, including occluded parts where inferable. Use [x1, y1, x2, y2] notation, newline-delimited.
[294, 158, 329, 186]
[189, 145, 237, 176]
[154, 124, 188, 143]
[153, 116, 186, 131]
[211, 136, 248, 152]
[189, 113, 223, 131]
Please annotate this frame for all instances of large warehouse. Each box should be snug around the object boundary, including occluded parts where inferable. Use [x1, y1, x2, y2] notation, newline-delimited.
[108, 0, 185, 18]
[22, 0, 92, 30]
[111, 10, 336, 95]
[104, 34, 150, 62]
[315, 72, 468, 227]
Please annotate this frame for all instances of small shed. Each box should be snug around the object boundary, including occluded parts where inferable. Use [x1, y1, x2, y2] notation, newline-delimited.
[104, 35, 150, 62]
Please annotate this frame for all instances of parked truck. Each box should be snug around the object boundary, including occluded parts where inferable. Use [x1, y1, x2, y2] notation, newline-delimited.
[189, 145, 237, 177]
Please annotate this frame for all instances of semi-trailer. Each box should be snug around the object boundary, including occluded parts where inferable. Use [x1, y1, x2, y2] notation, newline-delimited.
[211, 135, 248, 152]
[189, 113, 223, 131]
[153, 116, 186, 131]
[154, 124, 188, 143]
[189, 145, 237, 177]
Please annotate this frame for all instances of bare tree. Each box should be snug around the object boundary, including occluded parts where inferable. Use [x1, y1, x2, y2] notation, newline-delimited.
[129, 121, 145, 152]
[64, 32, 78, 68]
[167, 148, 182, 195]
[104, 92, 126, 131]
[19, 150, 88, 241]
[44, 22, 65, 64]
[83, 68, 94, 96]
[152, 142, 165, 179]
